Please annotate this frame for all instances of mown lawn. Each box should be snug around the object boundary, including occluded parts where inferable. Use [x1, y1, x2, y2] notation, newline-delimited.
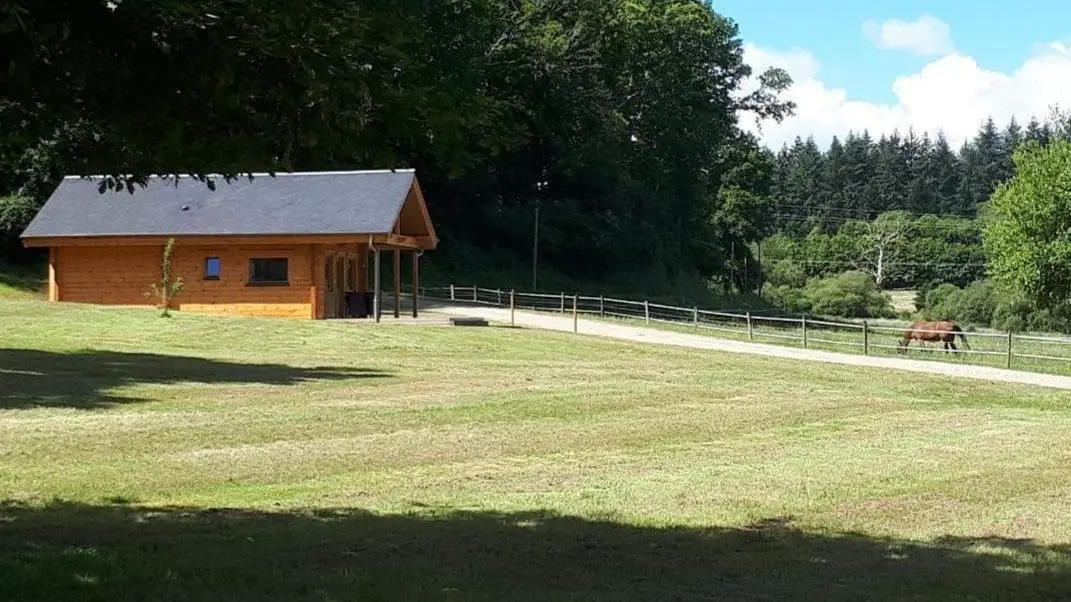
[0, 261, 45, 301]
[2, 298, 1071, 601]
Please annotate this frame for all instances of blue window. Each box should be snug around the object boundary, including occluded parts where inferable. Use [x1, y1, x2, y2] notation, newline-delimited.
[204, 256, 221, 280]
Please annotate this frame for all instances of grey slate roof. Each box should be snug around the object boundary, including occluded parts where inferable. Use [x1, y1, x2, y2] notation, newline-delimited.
[21, 170, 418, 239]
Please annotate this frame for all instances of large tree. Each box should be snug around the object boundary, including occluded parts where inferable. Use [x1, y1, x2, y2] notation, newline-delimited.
[984, 138, 1071, 310]
[1, 0, 410, 187]
[2, 0, 795, 293]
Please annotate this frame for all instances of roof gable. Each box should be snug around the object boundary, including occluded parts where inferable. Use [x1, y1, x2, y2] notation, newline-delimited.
[22, 170, 427, 240]
[394, 180, 438, 244]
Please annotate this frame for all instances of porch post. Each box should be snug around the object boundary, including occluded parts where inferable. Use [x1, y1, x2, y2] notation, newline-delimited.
[393, 249, 401, 318]
[411, 250, 420, 318]
[48, 247, 60, 302]
[373, 248, 382, 323]
[357, 245, 369, 292]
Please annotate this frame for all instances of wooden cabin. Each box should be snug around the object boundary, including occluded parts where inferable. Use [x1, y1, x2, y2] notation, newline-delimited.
[20, 169, 438, 320]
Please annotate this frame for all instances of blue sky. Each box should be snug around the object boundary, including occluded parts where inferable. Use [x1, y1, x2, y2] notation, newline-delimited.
[711, 1, 1071, 150]
[713, 0, 1069, 103]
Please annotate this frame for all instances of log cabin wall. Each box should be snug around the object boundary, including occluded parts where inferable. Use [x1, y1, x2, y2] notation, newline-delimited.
[51, 243, 317, 319]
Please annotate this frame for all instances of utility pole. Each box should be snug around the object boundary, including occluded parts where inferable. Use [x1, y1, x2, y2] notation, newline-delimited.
[532, 175, 547, 291]
[730, 240, 736, 294]
[531, 201, 539, 291]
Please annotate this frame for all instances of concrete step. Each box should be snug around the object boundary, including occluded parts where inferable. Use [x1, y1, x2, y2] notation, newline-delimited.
[449, 316, 489, 327]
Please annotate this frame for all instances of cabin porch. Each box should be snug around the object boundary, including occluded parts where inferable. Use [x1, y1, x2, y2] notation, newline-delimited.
[320, 242, 423, 322]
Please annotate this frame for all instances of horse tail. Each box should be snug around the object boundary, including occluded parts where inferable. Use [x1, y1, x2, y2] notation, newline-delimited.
[952, 324, 970, 350]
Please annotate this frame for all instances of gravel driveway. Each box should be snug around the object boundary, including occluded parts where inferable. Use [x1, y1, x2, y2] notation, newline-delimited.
[432, 303, 1071, 392]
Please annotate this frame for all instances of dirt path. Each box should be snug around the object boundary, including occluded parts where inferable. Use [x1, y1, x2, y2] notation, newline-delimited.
[427, 302, 1071, 392]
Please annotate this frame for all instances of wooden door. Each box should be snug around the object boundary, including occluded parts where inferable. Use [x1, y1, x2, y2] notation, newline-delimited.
[335, 255, 347, 317]
[324, 255, 338, 318]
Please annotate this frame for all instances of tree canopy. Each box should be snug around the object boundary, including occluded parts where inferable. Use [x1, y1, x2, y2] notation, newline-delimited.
[984, 138, 1071, 310]
[1, 0, 794, 295]
[768, 116, 1067, 234]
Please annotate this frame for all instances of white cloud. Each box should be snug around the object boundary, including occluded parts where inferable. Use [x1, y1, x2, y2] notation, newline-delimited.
[740, 40, 1071, 151]
[862, 14, 955, 57]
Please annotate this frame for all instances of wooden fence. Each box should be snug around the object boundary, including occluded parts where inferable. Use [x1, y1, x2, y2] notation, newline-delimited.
[411, 285, 1071, 374]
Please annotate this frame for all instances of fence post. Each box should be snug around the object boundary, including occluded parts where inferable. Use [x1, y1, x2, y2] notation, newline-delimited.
[644, 300, 650, 325]
[472, 285, 478, 303]
[1006, 330, 1013, 369]
[693, 307, 699, 331]
[497, 288, 502, 306]
[746, 311, 753, 341]
[510, 289, 516, 326]
[449, 284, 455, 301]
[599, 295, 605, 317]
[573, 294, 578, 333]
[801, 315, 808, 348]
[560, 292, 565, 314]
[863, 321, 869, 355]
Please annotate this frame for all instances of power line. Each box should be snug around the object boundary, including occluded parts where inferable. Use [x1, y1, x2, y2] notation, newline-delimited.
[770, 214, 984, 231]
[764, 258, 987, 267]
[772, 203, 980, 221]
[772, 206, 981, 221]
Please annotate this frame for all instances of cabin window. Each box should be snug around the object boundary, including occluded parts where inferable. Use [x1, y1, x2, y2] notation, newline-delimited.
[248, 258, 289, 285]
[203, 256, 221, 280]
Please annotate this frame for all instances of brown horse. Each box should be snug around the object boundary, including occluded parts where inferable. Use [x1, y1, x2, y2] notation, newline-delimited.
[897, 320, 970, 354]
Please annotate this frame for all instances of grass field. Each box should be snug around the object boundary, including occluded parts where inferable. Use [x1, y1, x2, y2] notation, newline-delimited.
[0, 261, 45, 300]
[887, 289, 918, 313]
[3, 297, 1071, 600]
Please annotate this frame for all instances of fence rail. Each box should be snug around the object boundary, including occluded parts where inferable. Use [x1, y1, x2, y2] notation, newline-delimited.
[410, 284, 1071, 373]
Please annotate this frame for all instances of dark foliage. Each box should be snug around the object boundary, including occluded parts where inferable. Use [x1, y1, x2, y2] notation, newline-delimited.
[0, 0, 794, 297]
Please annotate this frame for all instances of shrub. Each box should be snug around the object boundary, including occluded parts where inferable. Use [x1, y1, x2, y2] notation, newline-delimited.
[957, 280, 999, 325]
[802, 271, 894, 318]
[761, 282, 809, 313]
[921, 280, 999, 327]
[921, 283, 962, 319]
[764, 259, 808, 288]
[989, 297, 1071, 334]
[913, 280, 943, 312]
[991, 296, 1033, 333]
[1025, 304, 1071, 333]
[914, 278, 1071, 333]
[0, 195, 38, 257]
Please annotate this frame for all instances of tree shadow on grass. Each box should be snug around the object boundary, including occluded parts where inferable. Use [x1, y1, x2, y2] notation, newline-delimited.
[0, 501, 1069, 602]
[0, 262, 45, 296]
[0, 348, 391, 410]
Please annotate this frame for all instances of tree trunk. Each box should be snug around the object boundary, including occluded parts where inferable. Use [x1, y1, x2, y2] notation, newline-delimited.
[875, 244, 885, 287]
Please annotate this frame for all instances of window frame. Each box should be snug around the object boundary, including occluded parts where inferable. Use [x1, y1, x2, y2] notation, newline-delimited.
[203, 256, 222, 281]
[247, 257, 290, 286]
